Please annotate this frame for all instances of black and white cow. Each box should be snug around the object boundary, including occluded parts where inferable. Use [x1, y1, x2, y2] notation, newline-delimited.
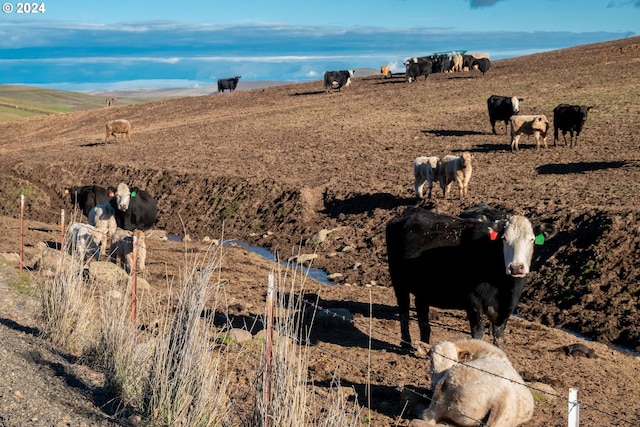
[487, 95, 522, 135]
[385, 205, 554, 347]
[110, 183, 158, 231]
[217, 76, 241, 93]
[323, 70, 354, 91]
[553, 104, 593, 147]
[66, 185, 115, 217]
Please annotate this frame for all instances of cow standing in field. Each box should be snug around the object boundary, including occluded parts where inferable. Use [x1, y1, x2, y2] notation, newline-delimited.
[553, 104, 593, 147]
[413, 156, 441, 199]
[380, 65, 392, 79]
[110, 183, 158, 231]
[487, 95, 521, 134]
[105, 119, 132, 143]
[218, 76, 241, 93]
[385, 205, 554, 347]
[66, 185, 115, 217]
[510, 114, 550, 151]
[324, 70, 354, 91]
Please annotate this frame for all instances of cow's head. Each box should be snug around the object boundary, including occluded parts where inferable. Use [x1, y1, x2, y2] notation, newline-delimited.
[510, 96, 521, 114]
[115, 182, 132, 211]
[490, 215, 554, 277]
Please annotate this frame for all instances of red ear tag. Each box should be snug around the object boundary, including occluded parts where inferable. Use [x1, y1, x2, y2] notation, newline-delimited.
[108, 191, 114, 197]
[489, 230, 499, 240]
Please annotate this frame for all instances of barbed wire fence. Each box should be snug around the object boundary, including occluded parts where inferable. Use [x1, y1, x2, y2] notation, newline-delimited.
[12, 202, 640, 426]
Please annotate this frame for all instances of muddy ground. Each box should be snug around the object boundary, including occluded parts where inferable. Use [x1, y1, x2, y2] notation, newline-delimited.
[0, 36, 639, 426]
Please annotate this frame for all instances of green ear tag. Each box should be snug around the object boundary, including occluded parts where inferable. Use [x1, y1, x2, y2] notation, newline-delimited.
[130, 191, 137, 197]
[534, 234, 545, 245]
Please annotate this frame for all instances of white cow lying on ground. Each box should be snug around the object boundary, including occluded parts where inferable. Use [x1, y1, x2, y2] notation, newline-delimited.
[410, 339, 534, 427]
[510, 114, 550, 151]
[414, 156, 441, 199]
[109, 228, 147, 274]
[66, 222, 102, 263]
[439, 152, 473, 199]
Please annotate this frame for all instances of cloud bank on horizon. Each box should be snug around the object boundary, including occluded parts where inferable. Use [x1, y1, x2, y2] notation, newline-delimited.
[0, 0, 637, 90]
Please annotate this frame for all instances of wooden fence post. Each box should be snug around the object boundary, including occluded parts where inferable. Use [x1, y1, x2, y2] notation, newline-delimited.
[568, 388, 579, 427]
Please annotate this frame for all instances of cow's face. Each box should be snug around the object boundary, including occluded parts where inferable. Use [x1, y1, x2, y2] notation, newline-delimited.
[115, 183, 131, 211]
[511, 96, 520, 114]
[499, 215, 536, 277]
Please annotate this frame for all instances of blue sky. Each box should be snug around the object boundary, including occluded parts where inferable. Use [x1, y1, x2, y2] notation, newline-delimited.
[1, 0, 638, 91]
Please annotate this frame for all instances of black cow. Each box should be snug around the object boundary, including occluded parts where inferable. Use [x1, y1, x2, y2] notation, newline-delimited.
[472, 58, 491, 75]
[385, 206, 554, 347]
[323, 70, 354, 91]
[553, 104, 593, 147]
[487, 94, 522, 135]
[462, 54, 475, 70]
[217, 76, 241, 93]
[405, 61, 433, 82]
[110, 183, 158, 231]
[66, 185, 115, 217]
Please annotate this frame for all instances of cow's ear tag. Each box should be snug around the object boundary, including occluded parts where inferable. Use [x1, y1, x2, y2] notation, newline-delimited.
[489, 230, 499, 240]
[535, 234, 545, 245]
[108, 191, 114, 197]
[130, 191, 137, 197]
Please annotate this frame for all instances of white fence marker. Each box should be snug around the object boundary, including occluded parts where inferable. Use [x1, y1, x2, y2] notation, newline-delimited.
[568, 387, 579, 427]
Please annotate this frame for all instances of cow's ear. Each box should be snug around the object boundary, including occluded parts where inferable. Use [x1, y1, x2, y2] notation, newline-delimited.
[587, 106, 594, 112]
[534, 222, 556, 241]
[488, 220, 506, 240]
[518, 98, 524, 102]
[130, 186, 140, 197]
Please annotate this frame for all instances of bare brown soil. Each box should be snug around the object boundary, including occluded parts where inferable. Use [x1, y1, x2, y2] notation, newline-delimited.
[1, 36, 640, 426]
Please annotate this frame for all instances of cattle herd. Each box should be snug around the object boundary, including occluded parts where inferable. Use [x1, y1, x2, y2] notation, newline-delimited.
[64, 183, 157, 273]
[83, 57, 595, 425]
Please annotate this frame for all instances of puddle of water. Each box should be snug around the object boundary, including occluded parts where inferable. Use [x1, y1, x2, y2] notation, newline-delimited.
[167, 235, 330, 285]
[222, 240, 330, 285]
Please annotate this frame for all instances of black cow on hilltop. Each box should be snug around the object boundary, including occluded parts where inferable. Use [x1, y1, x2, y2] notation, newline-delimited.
[218, 76, 241, 93]
[553, 104, 593, 147]
[323, 70, 354, 92]
[385, 205, 554, 347]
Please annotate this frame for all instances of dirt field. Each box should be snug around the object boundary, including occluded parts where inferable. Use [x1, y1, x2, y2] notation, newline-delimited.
[1, 36, 640, 426]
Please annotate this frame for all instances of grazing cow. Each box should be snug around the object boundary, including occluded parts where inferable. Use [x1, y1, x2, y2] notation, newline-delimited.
[380, 65, 392, 79]
[105, 119, 132, 143]
[553, 104, 593, 147]
[88, 203, 117, 259]
[110, 183, 158, 231]
[217, 76, 241, 93]
[323, 70, 354, 91]
[510, 114, 550, 151]
[439, 152, 473, 199]
[487, 95, 522, 135]
[66, 222, 103, 263]
[66, 185, 115, 217]
[472, 57, 491, 75]
[385, 205, 554, 347]
[110, 228, 147, 273]
[411, 339, 534, 427]
[405, 61, 432, 82]
[414, 156, 441, 199]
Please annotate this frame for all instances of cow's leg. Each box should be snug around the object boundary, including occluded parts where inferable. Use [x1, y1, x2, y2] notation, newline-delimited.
[415, 176, 425, 199]
[396, 290, 413, 348]
[414, 294, 431, 343]
[466, 303, 485, 339]
[490, 120, 497, 135]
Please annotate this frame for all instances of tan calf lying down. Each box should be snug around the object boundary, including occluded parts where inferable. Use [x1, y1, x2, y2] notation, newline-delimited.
[410, 339, 534, 427]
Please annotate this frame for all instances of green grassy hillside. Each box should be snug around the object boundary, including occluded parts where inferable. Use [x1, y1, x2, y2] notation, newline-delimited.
[0, 85, 140, 122]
